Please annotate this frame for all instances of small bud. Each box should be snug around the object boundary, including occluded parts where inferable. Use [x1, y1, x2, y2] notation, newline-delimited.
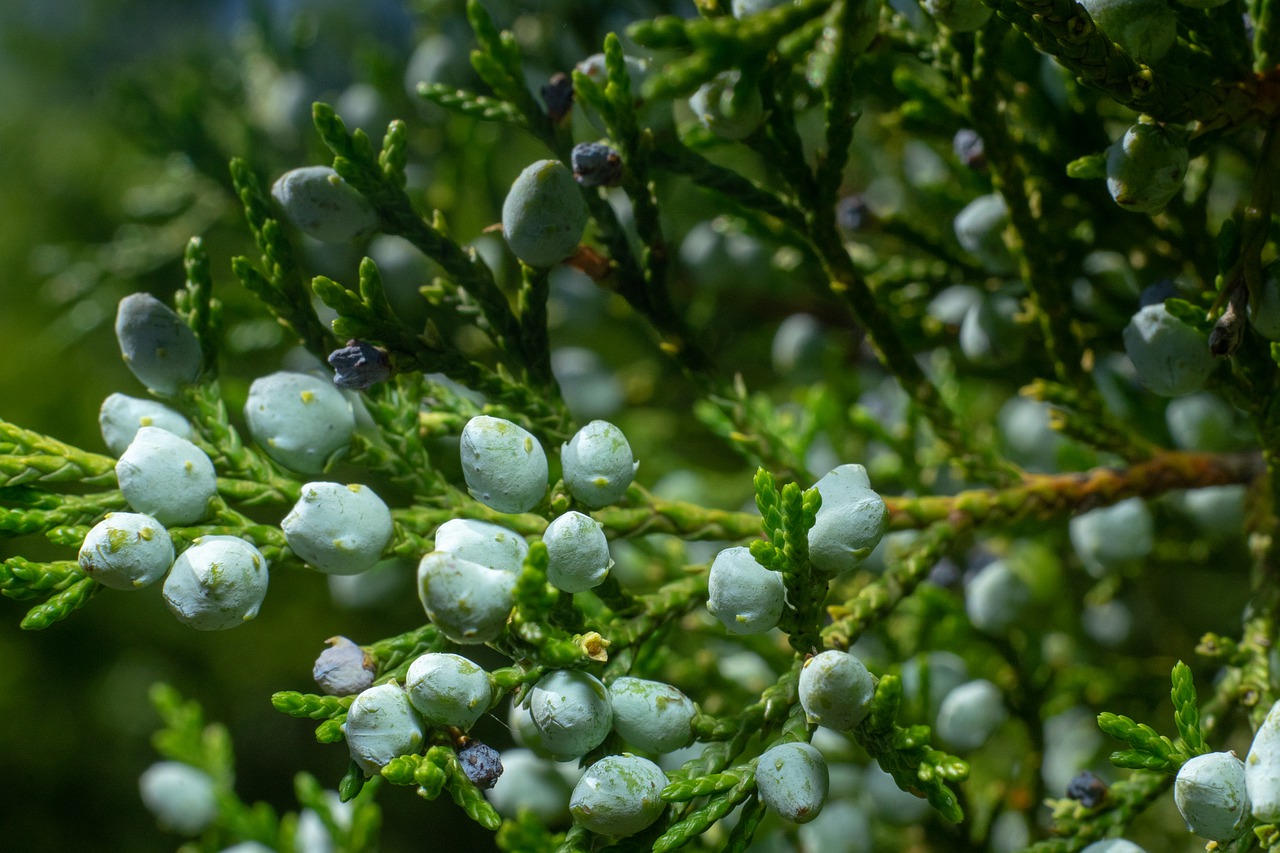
[571, 143, 623, 188]
[457, 740, 504, 790]
[541, 72, 574, 122]
[327, 340, 392, 390]
[313, 636, 375, 696]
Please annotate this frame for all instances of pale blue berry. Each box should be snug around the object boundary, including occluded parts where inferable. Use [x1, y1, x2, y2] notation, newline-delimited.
[707, 546, 785, 634]
[405, 652, 493, 728]
[1175, 751, 1249, 842]
[561, 419, 637, 509]
[528, 669, 613, 761]
[798, 650, 876, 731]
[99, 393, 192, 456]
[798, 800, 872, 853]
[78, 511, 174, 590]
[755, 742, 829, 824]
[115, 293, 202, 395]
[959, 292, 1025, 367]
[313, 636, 374, 696]
[343, 682, 425, 776]
[1105, 123, 1188, 213]
[271, 165, 378, 244]
[609, 677, 696, 754]
[807, 465, 888, 575]
[116, 427, 217, 526]
[570, 754, 667, 836]
[965, 559, 1030, 634]
[954, 194, 1014, 274]
[936, 679, 1007, 751]
[460, 415, 549, 513]
[417, 551, 516, 644]
[1246, 699, 1280, 821]
[1069, 498, 1153, 577]
[544, 511, 611, 593]
[282, 482, 393, 575]
[501, 159, 587, 267]
[863, 762, 931, 824]
[1080, 841, 1147, 853]
[139, 761, 218, 835]
[1124, 304, 1215, 396]
[900, 651, 969, 719]
[245, 371, 356, 474]
[163, 535, 269, 630]
[433, 518, 529, 574]
[689, 71, 763, 141]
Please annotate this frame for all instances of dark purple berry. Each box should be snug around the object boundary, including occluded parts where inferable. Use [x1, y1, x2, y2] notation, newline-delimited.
[953, 128, 986, 170]
[328, 339, 392, 390]
[836, 194, 873, 232]
[457, 740, 503, 789]
[1138, 278, 1178, 309]
[572, 143, 623, 188]
[542, 73, 574, 123]
[1066, 770, 1108, 808]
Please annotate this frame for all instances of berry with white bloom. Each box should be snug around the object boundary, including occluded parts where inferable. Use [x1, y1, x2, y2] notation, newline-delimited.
[484, 748, 575, 823]
[1123, 304, 1215, 397]
[162, 535, 269, 630]
[244, 371, 355, 474]
[1174, 751, 1249, 843]
[561, 420, 637, 509]
[343, 682, 425, 776]
[689, 72, 764, 141]
[798, 650, 876, 731]
[569, 754, 668, 836]
[501, 159, 587, 267]
[271, 165, 379, 244]
[608, 677, 696, 754]
[138, 761, 218, 835]
[99, 393, 192, 456]
[116, 427, 217, 526]
[78, 512, 174, 590]
[459, 416, 549, 513]
[807, 464, 888, 575]
[965, 559, 1031, 635]
[755, 742, 829, 824]
[1069, 498, 1154, 577]
[433, 518, 528, 574]
[528, 669, 613, 761]
[417, 551, 516, 644]
[114, 293, 202, 395]
[936, 679, 1007, 751]
[706, 546, 785, 635]
[405, 652, 493, 728]
[281, 482, 393, 575]
[1246, 699, 1280, 821]
[543, 511, 611, 593]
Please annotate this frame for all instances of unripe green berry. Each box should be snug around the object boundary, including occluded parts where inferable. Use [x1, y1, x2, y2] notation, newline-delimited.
[343, 682, 425, 776]
[1123, 304, 1215, 396]
[501, 159, 587, 267]
[755, 742, 829, 824]
[417, 551, 516, 644]
[689, 72, 763, 141]
[405, 652, 493, 728]
[1069, 498, 1154, 577]
[484, 748, 575, 823]
[1079, 0, 1176, 63]
[561, 419, 637, 509]
[543, 511, 611, 593]
[807, 465, 888, 575]
[139, 761, 218, 835]
[707, 546, 785, 634]
[271, 165, 379, 244]
[936, 679, 1007, 751]
[244, 371, 356, 474]
[433, 518, 528, 574]
[116, 427, 217, 526]
[798, 650, 876, 731]
[163, 535, 269, 630]
[569, 754, 667, 836]
[965, 559, 1030, 634]
[99, 393, 192, 456]
[114, 293, 202, 395]
[1174, 751, 1249, 843]
[78, 511, 174, 590]
[281, 482, 393, 575]
[608, 676, 696, 754]
[1105, 123, 1188, 213]
[528, 669, 613, 761]
[460, 415, 549, 513]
